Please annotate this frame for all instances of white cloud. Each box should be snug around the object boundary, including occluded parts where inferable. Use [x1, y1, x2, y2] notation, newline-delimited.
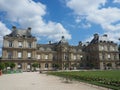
[0, 21, 11, 56]
[113, 0, 120, 3]
[66, 0, 120, 42]
[0, 0, 71, 42]
[105, 31, 120, 43]
[66, 0, 106, 15]
[0, 0, 71, 56]
[0, 22, 11, 36]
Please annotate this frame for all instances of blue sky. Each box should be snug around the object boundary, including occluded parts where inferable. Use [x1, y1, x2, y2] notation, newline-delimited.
[0, 0, 120, 56]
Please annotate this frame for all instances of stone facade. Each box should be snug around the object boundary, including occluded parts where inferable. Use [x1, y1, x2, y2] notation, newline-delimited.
[83, 34, 120, 69]
[1, 27, 120, 71]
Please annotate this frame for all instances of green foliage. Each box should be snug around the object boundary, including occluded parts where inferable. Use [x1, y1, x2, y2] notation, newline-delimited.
[48, 70, 120, 90]
[0, 62, 5, 70]
[32, 62, 39, 71]
[4, 62, 10, 69]
[64, 63, 69, 68]
[32, 62, 39, 68]
[10, 62, 16, 70]
[53, 63, 60, 70]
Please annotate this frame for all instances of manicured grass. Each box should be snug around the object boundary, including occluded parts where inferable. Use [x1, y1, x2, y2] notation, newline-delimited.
[48, 70, 120, 90]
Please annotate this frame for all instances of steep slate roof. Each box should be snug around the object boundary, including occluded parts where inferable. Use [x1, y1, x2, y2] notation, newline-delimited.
[6, 26, 33, 38]
[58, 36, 69, 45]
[37, 43, 58, 51]
[90, 34, 112, 44]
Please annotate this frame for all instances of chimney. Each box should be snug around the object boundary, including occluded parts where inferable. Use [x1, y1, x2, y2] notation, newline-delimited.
[94, 33, 99, 38]
[49, 41, 51, 44]
[103, 34, 107, 37]
[12, 26, 16, 31]
[79, 41, 82, 46]
[27, 27, 31, 33]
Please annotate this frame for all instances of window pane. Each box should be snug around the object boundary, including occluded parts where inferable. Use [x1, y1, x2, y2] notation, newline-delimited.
[28, 53, 31, 58]
[9, 41, 13, 47]
[8, 52, 12, 59]
[108, 54, 110, 59]
[45, 55, 48, 59]
[37, 55, 40, 59]
[28, 42, 32, 48]
[45, 63, 48, 68]
[18, 52, 22, 58]
[74, 55, 76, 60]
[18, 42, 22, 47]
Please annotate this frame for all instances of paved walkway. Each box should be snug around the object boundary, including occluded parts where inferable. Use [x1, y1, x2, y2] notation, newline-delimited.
[0, 72, 108, 90]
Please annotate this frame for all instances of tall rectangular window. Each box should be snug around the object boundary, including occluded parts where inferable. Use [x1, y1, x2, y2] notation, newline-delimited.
[28, 52, 31, 58]
[18, 52, 22, 58]
[28, 42, 32, 48]
[108, 54, 111, 59]
[73, 55, 76, 60]
[64, 54, 68, 60]
[9, 41, 13, 47]
[45, 55, 48, 59]
[37, 55, 41, 59]
[8, 52, 12, 59]
[18, 42, 22, 48]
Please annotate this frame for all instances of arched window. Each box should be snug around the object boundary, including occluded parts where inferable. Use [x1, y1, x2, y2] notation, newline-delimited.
[45, 63, 48, 68]
[18, 63, 22, 69]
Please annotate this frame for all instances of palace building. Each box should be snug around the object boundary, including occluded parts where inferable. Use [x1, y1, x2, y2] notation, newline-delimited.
[1, 26, 120, 71]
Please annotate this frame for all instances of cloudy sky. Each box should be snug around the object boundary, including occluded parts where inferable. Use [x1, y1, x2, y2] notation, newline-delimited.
[0, 0, 120, 56]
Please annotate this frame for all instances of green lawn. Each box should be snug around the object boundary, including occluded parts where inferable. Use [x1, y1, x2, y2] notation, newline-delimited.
[48, 70, 120, 90]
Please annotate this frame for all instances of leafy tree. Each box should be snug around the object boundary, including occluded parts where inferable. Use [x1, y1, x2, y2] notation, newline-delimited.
[53, 63, 60, 70]
[0, 62, 5, 70]
[4, 62, 10, 71]
[32, 62, 39, 71]
[10, 62, 16, 70]
[64, 63, 69, 70]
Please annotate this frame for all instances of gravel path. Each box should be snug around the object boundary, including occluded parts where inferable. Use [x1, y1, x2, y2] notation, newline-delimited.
[0, 72, 108, 90]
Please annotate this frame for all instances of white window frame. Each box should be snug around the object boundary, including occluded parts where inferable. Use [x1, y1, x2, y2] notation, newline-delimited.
[27, 64, 31, 69]
[101, 46, 104, 50]
[73, 55, 76, 60]
[28, 52, 31, 58]
[18, 52, 22, 58]
[8, 52, 12, 59]
[45, 63, 48, 68]
[64, 53, 68, 60]
[28, 42, 32, 48]
[18, 42, 22, 48]
[9, 41, 13, 47]
[45, 55, 48, 59]
[37, 55, 41, 59]
[108, 54, 111, 59]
